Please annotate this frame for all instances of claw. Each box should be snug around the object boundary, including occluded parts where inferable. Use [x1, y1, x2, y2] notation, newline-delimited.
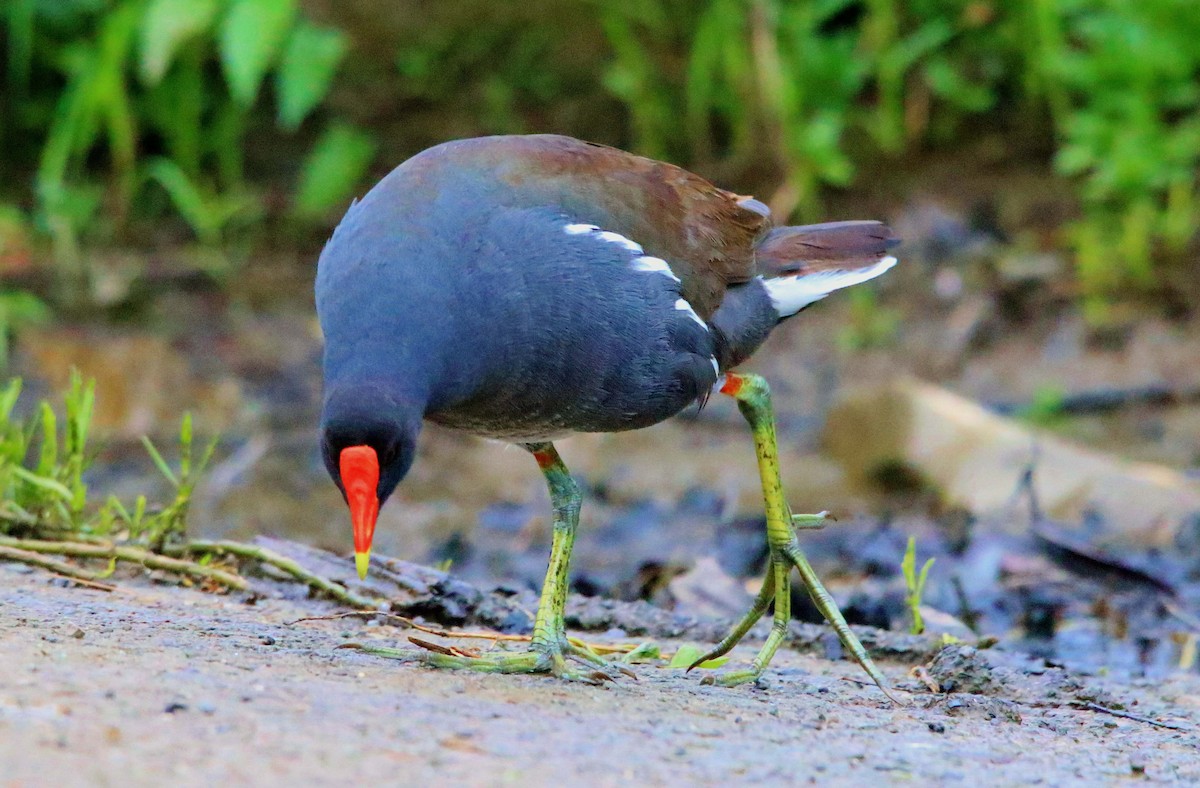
[792, 511, 832, 530]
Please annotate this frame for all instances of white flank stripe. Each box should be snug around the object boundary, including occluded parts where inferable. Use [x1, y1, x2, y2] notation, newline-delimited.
[564, 222, 644, 252]
[675, 298, 707, 329]
[710, 357, 720, 376]
[595, 230, 643, 253]
[763, 255, 897, 317]
[631, 256, 680, 282]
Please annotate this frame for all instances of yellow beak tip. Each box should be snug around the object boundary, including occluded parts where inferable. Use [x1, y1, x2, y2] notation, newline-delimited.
[355, 551, 371, 580]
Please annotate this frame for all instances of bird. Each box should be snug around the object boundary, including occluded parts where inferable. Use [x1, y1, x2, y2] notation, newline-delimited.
[316, 134, 899, 695]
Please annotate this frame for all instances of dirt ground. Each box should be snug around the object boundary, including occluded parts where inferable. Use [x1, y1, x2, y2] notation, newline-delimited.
[2, 565, 1197, 787]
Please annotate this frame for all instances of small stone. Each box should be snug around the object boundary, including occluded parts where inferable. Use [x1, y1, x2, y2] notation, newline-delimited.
[197, 701, 217, 715]
[928, 722, 946, 734]
[261, 635, 276, 646]
[71, 628, 85, 639]
[163, 702, 188, 714]
[1130, 758, 1146, 775]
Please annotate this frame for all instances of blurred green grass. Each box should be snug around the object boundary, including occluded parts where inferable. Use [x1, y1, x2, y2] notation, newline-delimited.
[1, 0, 1198, 317]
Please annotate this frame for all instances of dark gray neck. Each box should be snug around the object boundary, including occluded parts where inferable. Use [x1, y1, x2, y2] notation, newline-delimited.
[710, 278, 778, 369]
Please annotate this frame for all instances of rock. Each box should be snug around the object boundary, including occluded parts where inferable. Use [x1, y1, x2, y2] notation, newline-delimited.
[916, 606, 975, 640]
[22, 328, 240, 439]
[926, 644, 1012, 695]
[668, 556, 754, 619]
[823, 379, 1200, 548]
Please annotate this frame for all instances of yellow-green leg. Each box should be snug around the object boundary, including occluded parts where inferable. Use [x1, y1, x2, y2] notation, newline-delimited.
[691, 373, 899, 702]
[360, 442, 620, 683]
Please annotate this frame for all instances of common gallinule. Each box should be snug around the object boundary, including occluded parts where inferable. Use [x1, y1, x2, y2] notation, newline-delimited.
[317, 135, 898, 695]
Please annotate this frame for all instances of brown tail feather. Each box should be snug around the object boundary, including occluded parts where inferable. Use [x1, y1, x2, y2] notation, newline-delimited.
[755, 220, 899, 276]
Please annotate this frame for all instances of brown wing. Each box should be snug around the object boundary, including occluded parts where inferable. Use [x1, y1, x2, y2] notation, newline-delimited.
[444, 135, 769, 318]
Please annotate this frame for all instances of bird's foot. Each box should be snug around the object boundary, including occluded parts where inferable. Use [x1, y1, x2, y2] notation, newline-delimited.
[688, 511, 902, 702]
[360, 635, 634, 684]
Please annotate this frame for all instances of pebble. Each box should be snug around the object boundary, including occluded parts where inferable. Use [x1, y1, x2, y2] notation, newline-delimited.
[163, 702, 188, 714]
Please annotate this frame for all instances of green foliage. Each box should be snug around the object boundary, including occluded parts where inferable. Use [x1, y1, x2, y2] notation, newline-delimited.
[0, 372, 215, 546]
[2, 0, 367, 259]
[138, 0, 220, 84]
[277, 21, 350, 131]
[593, 0, 1197, 301]
[1034, 0, 1200, 305]
[218, 0, 298, 106]
[0, 291, 49, 371]
[0, 372, 93, 531]
[901, 535, 935, 636]
[3, 0, 1197, 315]
[837, 288, 900, 352]
[142, 157, 261, 246]
[293, 123, 378, 220]
[1017, 384, 1068, 427]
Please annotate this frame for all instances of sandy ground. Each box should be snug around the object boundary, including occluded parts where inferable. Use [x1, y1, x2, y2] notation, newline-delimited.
[2, 565, 1198, 787]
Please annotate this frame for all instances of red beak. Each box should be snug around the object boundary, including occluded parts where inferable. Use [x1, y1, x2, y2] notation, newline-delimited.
[339, 445, 380, 579]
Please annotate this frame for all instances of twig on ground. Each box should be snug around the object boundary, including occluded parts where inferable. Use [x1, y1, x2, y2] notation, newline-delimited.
[288, 610, 648, 658]
[1073, 702, 1191, 731]
[286, 611, 384, 625]
[409, 636, 481, 658]
[1164, 600, 1200, 633]
[54, 574, 118, 592]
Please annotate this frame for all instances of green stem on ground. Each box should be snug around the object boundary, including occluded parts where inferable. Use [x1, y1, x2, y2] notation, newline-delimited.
[0, 544, 107, 583]
[0, 535, 247, 590]
[168, 540, 383, 609]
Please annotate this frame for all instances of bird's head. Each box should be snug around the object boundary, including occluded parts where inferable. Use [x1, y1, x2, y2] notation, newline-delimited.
[320, 387, 420, 579]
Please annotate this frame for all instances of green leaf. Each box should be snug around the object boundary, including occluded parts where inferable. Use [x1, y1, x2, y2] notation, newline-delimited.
[218, 0, 297, 106]
[619, 641, 661, 664]
[141, 435, 179, 487]
[293, 122, 376, 218]
[12, 466, 75, 501]
[36, 402, 57, 476]
[139, 0, 219, 85]
[668, 644, 729, 670]
[142, 157, 259, 244]
[276, 21, 348, 130]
